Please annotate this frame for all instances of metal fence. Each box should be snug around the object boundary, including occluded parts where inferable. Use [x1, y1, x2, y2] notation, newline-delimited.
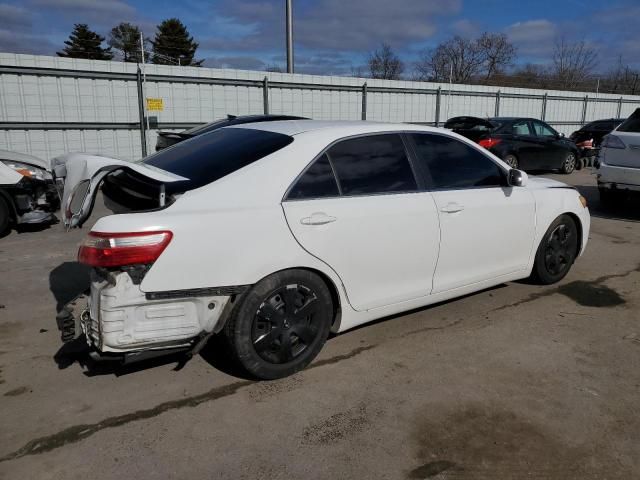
[1, 53, 640, 161]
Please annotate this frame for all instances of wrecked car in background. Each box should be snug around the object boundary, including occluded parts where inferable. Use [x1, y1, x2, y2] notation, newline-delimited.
[0, 149, 59, 235]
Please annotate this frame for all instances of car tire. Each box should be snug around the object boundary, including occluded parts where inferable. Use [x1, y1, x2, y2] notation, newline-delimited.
[503, 154, 519, 169]
[531, 214, 579, 285]
[0, 196, 10, 236]
[561, 152, 577, 174]
[223, 269, 333, 380]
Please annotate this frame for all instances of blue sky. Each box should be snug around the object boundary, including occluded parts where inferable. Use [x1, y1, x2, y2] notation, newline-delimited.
[0, 0, 638, 74]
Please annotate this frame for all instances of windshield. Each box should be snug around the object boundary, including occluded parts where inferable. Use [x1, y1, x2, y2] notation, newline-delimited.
[143, 127, 294, 190]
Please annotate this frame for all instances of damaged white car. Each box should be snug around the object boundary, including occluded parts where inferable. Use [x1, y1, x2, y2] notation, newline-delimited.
[0, 150, 60, 235]
[57, 121, 590, 379]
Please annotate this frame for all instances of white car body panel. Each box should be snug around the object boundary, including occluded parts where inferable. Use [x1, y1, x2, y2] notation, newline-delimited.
[283, 192, 440, 311]
[597, 109, 640, 192]
[430, 186, 535, 293]
[60, 121, 590, 349]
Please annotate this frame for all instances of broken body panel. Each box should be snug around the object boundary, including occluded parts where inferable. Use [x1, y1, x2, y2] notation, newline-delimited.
[54, 152, 228, 359]
[0, 150, 60, 230]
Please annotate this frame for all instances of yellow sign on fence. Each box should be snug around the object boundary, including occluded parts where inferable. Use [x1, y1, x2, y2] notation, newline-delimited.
[146, 98, 164, 111]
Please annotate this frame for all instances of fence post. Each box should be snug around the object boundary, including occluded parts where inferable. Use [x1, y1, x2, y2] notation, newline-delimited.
[361, 82, 367, 120]
[435, 87, 441, 126]
[541, 93, 547, 120]
[617, 97, 623, 118]
[136, 67, 147, 157]
[263, 77, 269, 114]
[581, 95, 588, 125]
[494, 90, 501, 117]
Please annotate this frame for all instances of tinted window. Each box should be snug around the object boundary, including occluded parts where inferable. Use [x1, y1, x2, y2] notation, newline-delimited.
[143, 128, 293, 190]
[410, 134, 505, 190]
[532, 121, 557, 137]
[618, 109, 640, 133]
[327, 134, 417, 195]
[287, 154, 339, 200]
[512, 121, 533, 135]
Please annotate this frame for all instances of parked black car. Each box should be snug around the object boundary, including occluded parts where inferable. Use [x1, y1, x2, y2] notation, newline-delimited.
[445, 116, 580, 174]
[570, 118, 625, 147]
[155, 114, 309, 151]
[570, 118, 625, 166]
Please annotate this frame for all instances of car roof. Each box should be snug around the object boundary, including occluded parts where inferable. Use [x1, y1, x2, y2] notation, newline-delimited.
[229, 119, 442, 136]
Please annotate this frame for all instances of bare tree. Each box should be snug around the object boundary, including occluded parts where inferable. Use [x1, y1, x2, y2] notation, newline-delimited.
[415, 36, 484, 83]
[368, 43, 404, 80]
[602, 56, 639, 95]
[551, 37, 598, 89]
[476, 32, 516, 80]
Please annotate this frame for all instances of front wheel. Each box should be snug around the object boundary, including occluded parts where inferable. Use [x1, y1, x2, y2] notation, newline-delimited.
[561, 152, 577, 174]
[223, 269, 333, 380]
[503, 154, 519, 169]
[531, 214, 579, 284]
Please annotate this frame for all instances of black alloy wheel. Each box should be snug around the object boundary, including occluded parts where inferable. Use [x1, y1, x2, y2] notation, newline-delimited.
[252, 284, 322, 364]
[531, 214, 579, 284]
[223, 269, 333, 379]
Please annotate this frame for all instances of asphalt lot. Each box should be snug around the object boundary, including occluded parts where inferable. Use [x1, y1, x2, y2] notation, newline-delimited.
[1, 167, 640, 479]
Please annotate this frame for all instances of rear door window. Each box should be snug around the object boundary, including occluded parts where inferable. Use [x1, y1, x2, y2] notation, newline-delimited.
[512, 121, 534, 136]
[618, 110, 640, 133]
[143, 127, 293, 190]
[409, 133, 505, 190]
[287, 154, 340, 200]
[532, 120, 557, 137]
[326, 134, 417, 196]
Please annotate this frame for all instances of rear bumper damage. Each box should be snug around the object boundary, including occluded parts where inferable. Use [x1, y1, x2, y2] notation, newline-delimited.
[59, 270, 240, 363]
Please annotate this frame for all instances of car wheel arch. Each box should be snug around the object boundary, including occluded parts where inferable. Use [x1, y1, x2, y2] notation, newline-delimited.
[0, 189, 17, 221]
[532, 211, 584, 267]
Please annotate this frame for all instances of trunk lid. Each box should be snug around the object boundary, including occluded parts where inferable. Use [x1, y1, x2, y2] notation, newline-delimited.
[53, 153, 187, 229]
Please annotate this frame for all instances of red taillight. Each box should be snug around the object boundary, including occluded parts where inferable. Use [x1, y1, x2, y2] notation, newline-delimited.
[78, 231, 173, 267]
[478, 138, 501, 149]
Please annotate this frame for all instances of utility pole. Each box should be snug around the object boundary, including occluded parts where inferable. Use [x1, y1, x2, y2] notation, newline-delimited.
[140, 32, 150, 155]
[286, 0, 293, 73]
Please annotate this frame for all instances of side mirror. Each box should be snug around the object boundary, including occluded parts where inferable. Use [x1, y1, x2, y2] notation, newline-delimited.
[558, 132, 565, 139]
[508, 169, 527, 187]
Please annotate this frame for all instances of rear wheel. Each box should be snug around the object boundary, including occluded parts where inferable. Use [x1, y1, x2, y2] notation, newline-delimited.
[503, 154, 519, 169]
[531, 214, 579, 284]
[223, 269, 333, 380]
[561, 152, 577, 174]
[0, 196, 10, 236]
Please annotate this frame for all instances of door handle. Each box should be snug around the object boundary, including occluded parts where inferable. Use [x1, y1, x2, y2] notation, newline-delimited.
[440, 203, 464, 214]
[300, 212, 337, 226]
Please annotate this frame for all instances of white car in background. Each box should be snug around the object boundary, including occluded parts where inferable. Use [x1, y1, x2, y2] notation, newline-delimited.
[0, 150, 59, 235]
[56, 121, 590, 379]
[597, 108, 640, 204]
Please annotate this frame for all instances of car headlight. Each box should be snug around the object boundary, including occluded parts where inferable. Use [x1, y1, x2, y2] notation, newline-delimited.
[1, 160, 50, 181]
[579, 195, 588, 208]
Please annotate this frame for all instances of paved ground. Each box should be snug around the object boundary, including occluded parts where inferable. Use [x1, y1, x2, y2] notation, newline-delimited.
[1, 168, 640, 479]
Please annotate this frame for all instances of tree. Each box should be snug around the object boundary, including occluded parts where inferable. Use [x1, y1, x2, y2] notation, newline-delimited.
[57, 24, 113, 60]
[415, 33, 516, 83]
[151, 18, 202, 66]
[368, 43, 404, 80]
[602, 57, 639, 95]
[109, 22, 148, 63]
[476, 32, 516, 80]
[551, 37, 598, 89]
[415, 36, 483, 83]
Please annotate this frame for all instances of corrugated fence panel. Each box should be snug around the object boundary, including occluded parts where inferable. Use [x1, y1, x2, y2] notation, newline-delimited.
[1, 53, 640, 161]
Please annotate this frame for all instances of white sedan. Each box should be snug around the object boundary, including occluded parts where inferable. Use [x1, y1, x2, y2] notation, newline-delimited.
[57, 121, 590, 379]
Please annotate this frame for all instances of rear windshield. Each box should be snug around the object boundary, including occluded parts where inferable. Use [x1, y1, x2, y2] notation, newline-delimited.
[617, 109, 640, 133]
[143, 127, 293, 190]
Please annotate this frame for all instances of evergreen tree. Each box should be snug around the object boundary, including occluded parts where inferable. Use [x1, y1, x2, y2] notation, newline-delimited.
[151, 19, 202, 66]
[57, 24, 113, 60]
[109, 22, 147, 63]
